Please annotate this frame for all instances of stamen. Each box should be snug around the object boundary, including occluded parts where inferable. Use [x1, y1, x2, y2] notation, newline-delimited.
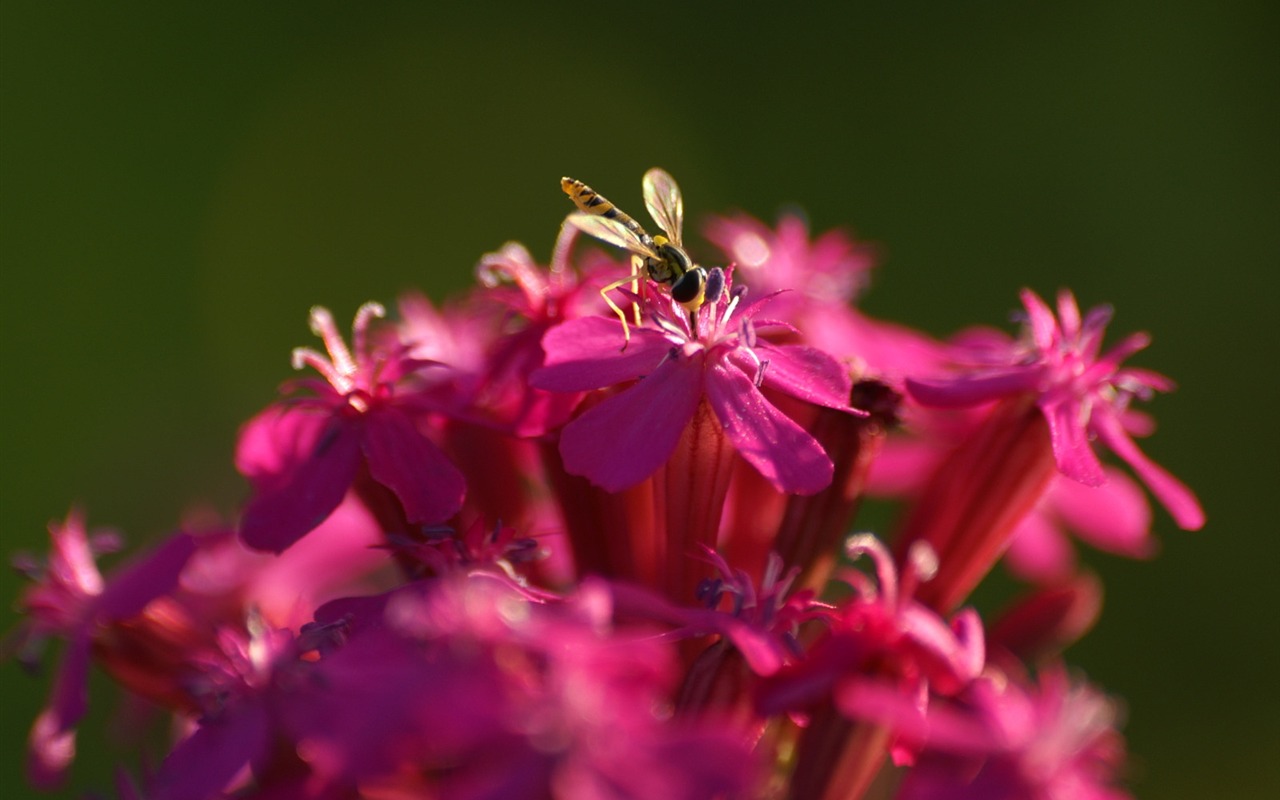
[291, 347, 350, 392]
[351, 302, 387, 369]
[549, 222, 580, 277]
[704, 267, 726, 306]
[898, 541, 938, 601]
[721, 292, 742, 327]
[845, 534, 897, 607]
[652, 310, 687, 339]
[308, 306, 356, 378]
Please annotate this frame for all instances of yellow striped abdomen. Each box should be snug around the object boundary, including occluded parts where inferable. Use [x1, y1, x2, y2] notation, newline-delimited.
[561, 177, 646, 238]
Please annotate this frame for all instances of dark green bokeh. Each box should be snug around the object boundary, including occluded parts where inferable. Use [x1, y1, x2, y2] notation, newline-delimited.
[2, 2, 1276, 796]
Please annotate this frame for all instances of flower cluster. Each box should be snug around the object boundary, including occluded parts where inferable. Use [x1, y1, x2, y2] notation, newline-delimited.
[9, 171, 1201, 799]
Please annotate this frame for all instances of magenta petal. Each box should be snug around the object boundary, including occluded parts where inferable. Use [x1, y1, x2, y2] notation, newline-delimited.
[1052, 469, 1155, 557]
[151, 703, 270, 800]
[362, 407, 465, 524]
[898, 606, 983, 692]
[1092, 412, 1205, 530]
[46, 630, 92, 732]
[1043, 400, 1105, 486]
[1020, 288, 1059, 352]
[96, 533, 197, 620]
[865, 439, 942, 495]
[27, 708, 76, 789]
[833, 676, 929, 738]
[706, 364, 832, 494]
[906, 370, 1039, 408]
[1056, 290, 1082, 338]
[836, 677, 997, 756]
[559, 358, 702, 492]
[754, 343, 854, 411]
[240, 415, 362, 553]
[722, 619, 785, 676]
[236, 405, 329, 480]
[533, 316, 673, 391]
[1005, 512, 1077, 582]
[949, 610, 986, 684]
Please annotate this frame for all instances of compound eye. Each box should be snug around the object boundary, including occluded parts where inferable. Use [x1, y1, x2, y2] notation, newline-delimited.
[657, 242, 694, 273]
[670, 268, 706, 305]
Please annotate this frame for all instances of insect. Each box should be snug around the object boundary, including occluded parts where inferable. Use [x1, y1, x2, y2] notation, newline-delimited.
[561, 168, 710, 343]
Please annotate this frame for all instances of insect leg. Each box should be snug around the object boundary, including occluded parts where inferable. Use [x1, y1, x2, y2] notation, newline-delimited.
[598, 261, 645, 350]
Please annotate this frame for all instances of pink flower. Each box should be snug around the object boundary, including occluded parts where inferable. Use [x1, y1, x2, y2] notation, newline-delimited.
[704, 212, 874, 302]
[757, 535, 986, 798]
[395, 233, 608, 438]
[278, 575, 761, 799]
[608, 548, 834, 681]
[533, 277, 858, 494]
[907, 289, 1203, 530]
[237, 303, 465, 553]
[898, 666, 1132, 800]
[705, 212, 947, 384]
[10, 172, 1207, 799]
[12, 512, 196, 788]
[759, 535, 985, 722]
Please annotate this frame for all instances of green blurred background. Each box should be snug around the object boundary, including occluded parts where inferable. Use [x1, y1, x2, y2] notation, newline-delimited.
[2, 2, 1276, 797]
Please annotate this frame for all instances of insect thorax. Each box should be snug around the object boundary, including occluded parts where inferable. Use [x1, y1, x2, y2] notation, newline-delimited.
[648, 237, 694, 284]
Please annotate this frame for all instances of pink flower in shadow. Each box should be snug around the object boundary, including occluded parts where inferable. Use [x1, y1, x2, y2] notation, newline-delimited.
[13, 512, 195, 788]
[237, 303, 465, 553]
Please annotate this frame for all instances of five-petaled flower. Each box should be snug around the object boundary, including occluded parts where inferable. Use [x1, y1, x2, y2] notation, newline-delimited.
[906, 288, 1204, 531]
[237, 303, 465, 553]
[13, 511, 195, 788]
[533, 276, 861, 494]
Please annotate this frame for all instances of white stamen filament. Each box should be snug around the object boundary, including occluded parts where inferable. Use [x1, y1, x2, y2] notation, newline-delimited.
[308, 306, 357, 379]
[351, 302, 387, 368]
[291, 347, 352, 394]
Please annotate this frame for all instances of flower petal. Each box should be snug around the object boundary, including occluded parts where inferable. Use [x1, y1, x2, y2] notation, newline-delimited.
[1020, 288, 1059, 352]
[1043, 400, 1105, 486]
[558, 358, 702, 492]
[906, 370, 1039, 408]
[27, 708, 76, 789]
[1004, 511, 1077, 582]
[1092, 411, 1205, 530]
[239, 413, 362, 553]
[754, 342, 855, 411]
[706, 364, 833, 494]
[865, 438, 943, 496]
[235, 404, 327, 480]
[898, 606, 985, 693]
[1051, 469, 1155, 558]
[363, 407, 466, 525]
[151, 702, 270, 800]
[533, 316, 673, 392]
[96, 533, 198, 620]
[47, 629, 92, 735]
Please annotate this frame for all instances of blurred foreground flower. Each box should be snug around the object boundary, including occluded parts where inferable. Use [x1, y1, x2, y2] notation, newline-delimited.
[8, 170, 1201, 799]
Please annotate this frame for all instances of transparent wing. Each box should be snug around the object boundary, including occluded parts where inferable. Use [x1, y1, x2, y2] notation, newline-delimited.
[564, 212, 659, 260]
[642, 168, 684, 246]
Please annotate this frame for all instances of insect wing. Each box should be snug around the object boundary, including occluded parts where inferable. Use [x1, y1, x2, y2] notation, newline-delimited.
[642, 168, 684, 247]
[564, 212, 659, 260]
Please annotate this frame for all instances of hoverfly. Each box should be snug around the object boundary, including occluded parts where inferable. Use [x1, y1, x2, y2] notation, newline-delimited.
[561, 168, 711, 343]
